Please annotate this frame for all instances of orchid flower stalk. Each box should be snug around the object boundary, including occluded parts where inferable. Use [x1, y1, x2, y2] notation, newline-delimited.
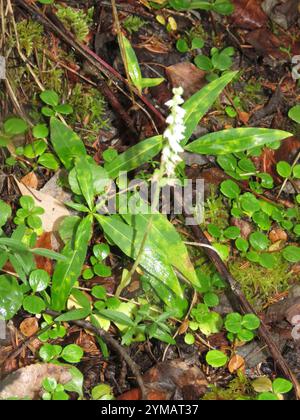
[161, 87, 186, 178]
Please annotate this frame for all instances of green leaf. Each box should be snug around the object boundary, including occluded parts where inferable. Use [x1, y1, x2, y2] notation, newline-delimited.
[75, 157, 94, 210]
[104, 135, 163, 179]
[54, 104, 73, 115]
[220, 180, 241, 199]
[4, 118, 28, 135]
[23, 295, 46, 314]
[0, 275, 23, 320]
[235, 238, 249, 253]
[182, 71, 237, 144]
[39, 344, 62, 362]
[96, 215, 184, 299]
[184, 333, 195, 345]
[51, 215, 93, 311]
[206, 350, 228, 368]
[50, 117, 87, 170]
[31, 248, 67, 262]
[0, 200, 11, 228]
[141, 77, 164, 89]
[288, 105, 300, 124]
[282, 246, 300, 263]
[258, 392, 279, 401]
[277, 161, 292, 178]
[61, 344, 84, 363]
[120, 34, 143, 92]
[40, 90, 59, 107]
[29, 269, 50, 292]
[95, 309, 135, 327]
[225, 312, 242, 334]
[32, 124, 49, 139]
[38, 153, 60, 171]
[185, 128, 292, 155]
[126, 213, 199, 287]
[242, 314, 260, 330]
[249, 232, 269, 251]
[272, 378, 293, 394]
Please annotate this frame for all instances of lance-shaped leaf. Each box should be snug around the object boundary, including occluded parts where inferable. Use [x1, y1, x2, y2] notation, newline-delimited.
[185, 128, 293, 155]
[51, 215, 93, 311]
[96, 215, 184, 299]
[50, 117, 86, 170]
[182, 71, 237, 144]
[75, 157, 94, 210]
[105, 135, 163, 179]
[125, 213, 199, 287]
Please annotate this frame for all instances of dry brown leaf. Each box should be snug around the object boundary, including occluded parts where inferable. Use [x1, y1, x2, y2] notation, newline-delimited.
[166, 62, 206, 99]
[0, 364, 72, 400]
[19, 318, 39, 338]
[228, 354, 246, 373]
[20, 172, 38, 189]
[14, 178, 70, 232]
[231, 0, 268, 29]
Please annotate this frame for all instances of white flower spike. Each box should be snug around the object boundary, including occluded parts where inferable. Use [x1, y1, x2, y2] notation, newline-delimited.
[162, 87, 186, 178]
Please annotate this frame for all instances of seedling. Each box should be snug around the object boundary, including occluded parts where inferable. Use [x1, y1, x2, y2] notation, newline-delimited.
[252, 377, 293, 400]
[14, 196, 44, 237]
[176, 36, 204, 53]
[195, 47, 235, 81]
[83, 243, 112, 280]
[42, 378, 69, 401]
[39, 343, 84, 364]
[190, 303, 223, 336]
[225, 313, 260, 343]
[40, 90, 73, 118]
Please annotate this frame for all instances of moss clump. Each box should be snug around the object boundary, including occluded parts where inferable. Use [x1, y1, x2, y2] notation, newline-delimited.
[68, 84, 108, 140]
[203, 186, 229, 230]
[56, 6, 94, 41]
[202, 374, 255, 400]
[230, 257, 291, 309]
[10, 20, 43, 56]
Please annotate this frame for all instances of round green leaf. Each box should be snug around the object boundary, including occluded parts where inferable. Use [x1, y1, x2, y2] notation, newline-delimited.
[258, 392, 279, 401]
[43, 377, 57, 393]
[29, 269, 50, 292]
[0, 275, 23, 320]
[194, 55, 213, 71]
[61, 344, 84, 363]
[282, 246, 300, 263]
[0, 200, 11, 228]
[225, 312, 242, 334]
[24, 140, 47, 159]
[224, 226, 240, 240]
[277, 161, 292, 178]
[23, 295, 46, 314]
[220, 180, 241, 199]
[242, 314, 260, 330]
[184, 333, 195, 345]
[206, 350, 228, 368]
[40, 90, 59, 107]
[204, 292, 220, 308]
[39, 344, 62, 362]
[272, 378, 293, 394]
[249, 232, 269, 251]
[237, 329, 255, 342]
[38, 153, 60, 170]
[176, 38, 189, 53]
[258, 253, 277, 269]
[288, 105, 300, 124]
[235, 238, 249, 253]
[4, 118, 28, 135]
[32, 124, 49, 139]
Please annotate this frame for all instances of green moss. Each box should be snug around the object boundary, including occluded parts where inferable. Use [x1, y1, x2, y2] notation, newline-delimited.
[230, 257, 291, 309]
[123, 16, 147, 34]
[56, 6, 94, 41]
[202, 374, 255, 400]
[10, 20, 43, 56]
[68, 84, 108, 140]
[203, 186, 229, 230]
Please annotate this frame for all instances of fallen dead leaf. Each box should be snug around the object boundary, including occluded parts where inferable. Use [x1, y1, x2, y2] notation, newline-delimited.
[35, 232, 54, 274]
[231, 0, 268, 29]
[0, 364, 72, 400]
[269, 228, 288, 243]
[20, 172, 38, 189]
[14, 178, 70, 232]
[19, 318, 39, 338]
[166, 62, 206, 99]
[228, 354, 246, 373]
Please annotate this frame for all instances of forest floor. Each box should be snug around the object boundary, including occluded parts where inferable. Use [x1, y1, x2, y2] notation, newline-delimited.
[0, 0, 300, 402]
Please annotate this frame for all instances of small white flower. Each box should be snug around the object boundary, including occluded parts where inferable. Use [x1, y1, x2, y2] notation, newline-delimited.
[161, 87, 186, 178]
